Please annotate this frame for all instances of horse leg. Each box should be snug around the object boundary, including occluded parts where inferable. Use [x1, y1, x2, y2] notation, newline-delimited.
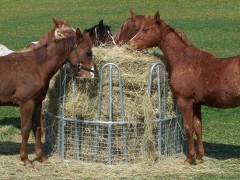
[40, 112, 45, 138]
[193, 104, 204, 163]
[19, 100, 34, 167]
[32, 102, 48, 164]
[177, 97, 195, 165]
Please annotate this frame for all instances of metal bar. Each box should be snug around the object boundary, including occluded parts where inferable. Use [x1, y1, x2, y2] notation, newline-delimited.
[108, 64, 113, 164]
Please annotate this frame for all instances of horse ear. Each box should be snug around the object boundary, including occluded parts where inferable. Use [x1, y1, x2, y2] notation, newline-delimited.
[52, 18, 62, 27]
[76, 28, 83, 41]
[146, 12, 152, 19]
[130, 9, 136, 20]
[99, 20, 104, 28]
[154, 11, 161, 25]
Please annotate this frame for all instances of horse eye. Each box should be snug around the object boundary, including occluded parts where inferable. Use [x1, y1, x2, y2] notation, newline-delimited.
[86, 51, 92, 57]
[143, 29, 149, 32]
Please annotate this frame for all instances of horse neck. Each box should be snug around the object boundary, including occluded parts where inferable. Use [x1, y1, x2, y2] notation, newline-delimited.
[41, 40, 73, 80]
[159, 24, 190, 71]
[38, 29, 55, 46]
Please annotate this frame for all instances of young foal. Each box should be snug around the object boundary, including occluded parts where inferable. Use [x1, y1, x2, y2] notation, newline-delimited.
[129, 12, 240, 165]
[25, 18, 76, 49]
[84, 20, 115, 46]
[0, 18, 75, 56]
[0, 28, 94, 167]
[113, 10, 151, 44]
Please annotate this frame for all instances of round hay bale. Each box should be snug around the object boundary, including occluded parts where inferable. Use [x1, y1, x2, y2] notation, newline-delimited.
[45, 45, 175, 122]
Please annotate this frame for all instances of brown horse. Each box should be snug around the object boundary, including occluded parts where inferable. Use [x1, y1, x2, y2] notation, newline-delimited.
[113, 10, 151, 44]
[84, 20, 115, 46]
[0, 28, 94, 168]
[25, 18, 76, 49]
[129, 11, 240, 165]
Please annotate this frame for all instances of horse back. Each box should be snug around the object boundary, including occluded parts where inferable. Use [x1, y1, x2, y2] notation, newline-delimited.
[0, 52, 45, 106]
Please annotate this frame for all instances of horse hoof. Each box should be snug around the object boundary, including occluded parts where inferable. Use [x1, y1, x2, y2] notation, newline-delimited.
[25, 163, 34, 169]
[183, 158, 195, 165]
[42, 159, 50, 165]
[195, 158, 203, 164]
[39, 157, 49, 164]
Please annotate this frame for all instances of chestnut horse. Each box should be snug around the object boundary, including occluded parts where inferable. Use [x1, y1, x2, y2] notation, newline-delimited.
[129, 11, 240, 165]
[113, 10, 151, 44]
[0, 28, 94, 168]
[25, 18, 76, 49]
[84, 19, 115, 46]
[0, 18, 75, 57]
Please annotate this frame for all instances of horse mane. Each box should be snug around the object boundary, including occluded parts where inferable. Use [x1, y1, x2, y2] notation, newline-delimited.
[37, 28, 55, 45]
[84, 24, 111, 34]
[35, 45, 48, 64]
[162, 23, 215, 61]
[34, 36, 74, 64]
[162, 23, 191, 47]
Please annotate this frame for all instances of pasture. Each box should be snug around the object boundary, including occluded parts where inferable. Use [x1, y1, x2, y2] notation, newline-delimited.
[0, 0, 240, 179]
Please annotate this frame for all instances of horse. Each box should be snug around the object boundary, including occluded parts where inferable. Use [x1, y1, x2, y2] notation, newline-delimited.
[0, 18, 76, 57]
[25, 18, 76, 49]
[113, 10, 151, 44]
[84, 19, 115, 46]
[129, 11, 240, 165]
[0, 28, 94, 168]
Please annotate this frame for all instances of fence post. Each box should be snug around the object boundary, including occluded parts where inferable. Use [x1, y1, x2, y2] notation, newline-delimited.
[97, 63, 125, 165]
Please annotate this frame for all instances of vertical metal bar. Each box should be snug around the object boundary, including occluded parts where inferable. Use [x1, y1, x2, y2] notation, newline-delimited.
[61, 120, 65, 160]
[163, 65, 167, 119]
[108, 64, 113, 165]
[123, 125, 127, 161]
[157, 65, 162, 119]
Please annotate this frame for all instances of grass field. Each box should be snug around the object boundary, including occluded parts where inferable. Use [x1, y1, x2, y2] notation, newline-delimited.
[0, 0, 240, 179]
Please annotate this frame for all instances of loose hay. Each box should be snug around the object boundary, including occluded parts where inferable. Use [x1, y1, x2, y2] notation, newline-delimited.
[52, 45, 174, 121]
[45, 45, 182, 164]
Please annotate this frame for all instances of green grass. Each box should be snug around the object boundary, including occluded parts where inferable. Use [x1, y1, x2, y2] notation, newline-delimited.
[0, 0, 240, 179]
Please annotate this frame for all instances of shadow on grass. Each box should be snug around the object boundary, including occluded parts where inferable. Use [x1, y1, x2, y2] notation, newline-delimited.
[0, 141, 35, 155]
[203, 141, 240, 160]
[0, 117, 21, 129]
[183, 140, 240, 160]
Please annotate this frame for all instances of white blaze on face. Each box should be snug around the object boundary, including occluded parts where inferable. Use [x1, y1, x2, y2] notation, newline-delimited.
[55, 25, 66, 39]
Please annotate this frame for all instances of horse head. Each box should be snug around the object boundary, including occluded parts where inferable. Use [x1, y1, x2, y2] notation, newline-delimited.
[69, 28, 94, 79]
[129, 11, 162, 50]
[53, 18, 76, 39]
[85, 20, 115, 46]
[25, 18, 76, 49]
[116, 10, 152, 44]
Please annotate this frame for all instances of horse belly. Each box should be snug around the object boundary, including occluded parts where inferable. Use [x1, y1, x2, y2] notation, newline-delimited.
[202, 81, 240, 108]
